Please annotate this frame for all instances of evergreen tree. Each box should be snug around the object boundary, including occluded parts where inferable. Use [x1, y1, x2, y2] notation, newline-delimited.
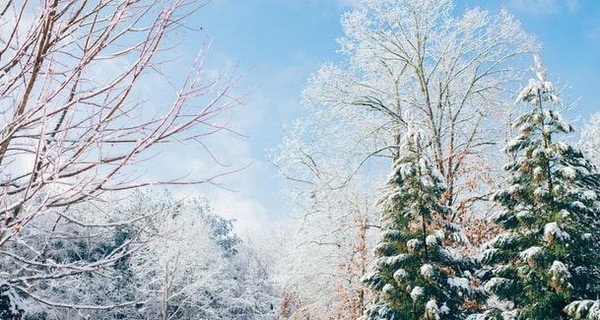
[477, 55, 600, 319]
[362, 117, 482, 320]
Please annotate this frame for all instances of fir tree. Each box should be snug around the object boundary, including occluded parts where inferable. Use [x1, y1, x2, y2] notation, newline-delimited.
[477, 55, 600, 319]
[362, 116, 483, 320]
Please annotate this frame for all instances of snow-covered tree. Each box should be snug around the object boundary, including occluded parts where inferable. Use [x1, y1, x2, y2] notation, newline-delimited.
[478, 56, 600, 319]
[264, 189, 377, 320]
[565, 300, 600, 320]
[579, 112, 600, 167]
[0, 0, 238, 312]
[0, 198, 143, 320]
[273, 1, 536, 315]
[0, 190, 277, 319]
[129, 193, 276, 320]
[362, 118, 482, 320]
[277, 0, 537, 212]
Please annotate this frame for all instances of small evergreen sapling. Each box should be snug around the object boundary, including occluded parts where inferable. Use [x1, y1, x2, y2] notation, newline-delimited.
[477, 55, 600, 319]
[362, 117, 483, 320]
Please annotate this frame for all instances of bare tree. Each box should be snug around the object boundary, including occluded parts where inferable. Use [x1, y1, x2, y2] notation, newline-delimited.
[0, 0, 238, 314]
[129, 195, 246, 320]
[296, 0, 536, 207]
[277, 0, 539, 213]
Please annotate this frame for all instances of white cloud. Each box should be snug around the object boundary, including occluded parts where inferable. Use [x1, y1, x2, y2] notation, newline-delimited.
[586, 24, 600, 47]
[210, 189, 268, 235]
[565, 0, 580, 13]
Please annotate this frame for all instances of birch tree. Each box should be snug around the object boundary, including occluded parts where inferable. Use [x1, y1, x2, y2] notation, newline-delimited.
[0, 0, 238, 314]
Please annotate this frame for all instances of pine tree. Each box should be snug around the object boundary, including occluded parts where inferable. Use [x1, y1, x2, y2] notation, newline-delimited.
[362, 117, 483, 320]
[478, 55, 600, 319]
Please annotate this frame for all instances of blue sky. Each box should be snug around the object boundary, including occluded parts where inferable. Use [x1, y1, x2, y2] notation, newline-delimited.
[178, 0, 600, 230]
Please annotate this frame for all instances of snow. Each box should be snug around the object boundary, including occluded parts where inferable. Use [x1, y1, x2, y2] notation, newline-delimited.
[400, 164, 416, 179]
[410, 286, 424, 300]
[418, 159, 430, 175]
[562, 167, 577, 180]
[582, 190, 597, 201]
[564, 300, 600, 320]
[375, 242, 393, 254]
[480, 248, 498, 263]
[549, 260, 571, 279]
[377, 254, 408, 267]
[393, 268, 408, 281]
[519, 246, 543, 261]
[533, 54, 546, 81]
[516, 210, 532, 219]
[425, 299, 440, 320]
[450, 230, 470, 244]
[549, 260, 574, 295]
[572, 201, 587, 210]
[559, 209, 571, 218]
[382, 283, 394, 294]
[484, 277, 510, 294]
[556, 141, 569, 152]
[447, 277, 470, 291]
[533, 166, 544, 179]
[362, 271, 377, 283]
[420, 264, 435, 279]
[515, 65, 560, 105]
[441, 247, 463, 262]
[487, 233, 515, 248]
[420, 176, 434, 188]
[554, 111, 573, 132]
[426, 235, 438, 246]
[381, 230, 402, 239]
[430, 168, 446, 189]
[467, 297, 517, 319]
[440, 302, 450, 315]
[544, 222, 570, 243]
[407, 238, 422, 252]
[434, 229, 445, 240]
[506, 184, 522, 195]
[502, 310, 520, 320]
[534, 187, 549, 199]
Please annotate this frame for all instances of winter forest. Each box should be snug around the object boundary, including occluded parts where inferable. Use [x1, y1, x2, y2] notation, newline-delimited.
[1, 0, 600, 319]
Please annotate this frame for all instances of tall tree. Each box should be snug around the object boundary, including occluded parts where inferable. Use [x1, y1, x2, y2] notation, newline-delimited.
[477, 56, 600, 319]
[273, 0, 536, 315]
[279, 0, 537, 209]
[0, 0, 238, 313]
[362, 118, 481, 320]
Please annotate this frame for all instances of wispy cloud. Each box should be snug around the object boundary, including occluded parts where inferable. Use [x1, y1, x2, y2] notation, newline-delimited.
[585, 23, 600, 47]
[335, 0, 362, 8]
[507, 0, 579, 16]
